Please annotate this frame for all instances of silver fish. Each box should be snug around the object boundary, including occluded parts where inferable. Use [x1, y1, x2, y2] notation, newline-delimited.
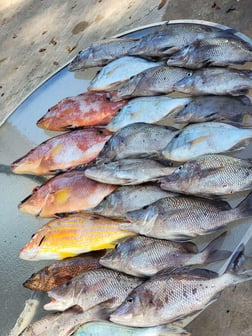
[167, 36, 252, 68]
[174, 67, 252, 96]
[128, 22, 228, 57]
[123, 193, 252, 240]
[90, 184, 175, 219]
[174, 95, 252, 126]
[44, 268, 142, 312]
[107, 96, 191, 132]
[68, 38, 140, 70]
[85, 159, 175, 185]
[110, 245, 252, 327]
[115, 66, 193, 100]
[97, 123, 177, 163]
[20, 306, 109, 336]
[100, 233, 231, 276]
[72, 321, 191, 336]
[88, 56, 163, 91]
[160, 154, 252, 196]
[162, 122, 252, 162]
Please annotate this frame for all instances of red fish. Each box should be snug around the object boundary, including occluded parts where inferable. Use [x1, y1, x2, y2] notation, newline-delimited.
[11, 129, 111, 175]
[18, 171, 117, 217]
[37, 91, 127, 131]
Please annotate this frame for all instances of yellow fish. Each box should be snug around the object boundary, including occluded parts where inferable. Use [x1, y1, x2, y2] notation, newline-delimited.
[19, 214, 135, 260]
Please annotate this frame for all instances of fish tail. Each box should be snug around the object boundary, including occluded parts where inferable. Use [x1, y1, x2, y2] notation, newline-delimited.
[200, 232, 231, 265]
[159, 324, 192, 335]
[236, 192, 252, 218]
[225, 243, 252, 284]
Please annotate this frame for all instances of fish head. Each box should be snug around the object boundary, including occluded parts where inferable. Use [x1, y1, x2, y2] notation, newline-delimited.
[19, 227, 54, 261]
[11, 151, 42, 175]
[160, 160, 198, 192]
[173, 102, 196, 123]
[110, 290, 145, 326]
[173, 71, 196, 94]
[123, 206, 159, 235]
[44, 281, 77, 311]
[23, 272, 44, 291]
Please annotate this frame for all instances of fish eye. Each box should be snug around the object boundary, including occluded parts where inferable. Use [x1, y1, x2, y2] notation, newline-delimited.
[31, 233, 35, 239]
[115, 243, 120, 249]
[186, 72, 193, 77]
[126, 297, 134, 303]
[65, 281, 71, 286]
[142, 205, 148, 210]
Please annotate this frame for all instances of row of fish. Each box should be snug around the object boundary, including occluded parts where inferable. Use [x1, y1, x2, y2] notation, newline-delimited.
[14, 22, 252, 336]
[11, 119, 252, 175]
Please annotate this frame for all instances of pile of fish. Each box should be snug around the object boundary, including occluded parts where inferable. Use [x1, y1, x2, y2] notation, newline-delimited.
[10, 22, 252, 336]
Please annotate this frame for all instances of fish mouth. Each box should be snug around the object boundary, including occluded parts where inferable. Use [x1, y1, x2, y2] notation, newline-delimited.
[44, 295, 70, 311]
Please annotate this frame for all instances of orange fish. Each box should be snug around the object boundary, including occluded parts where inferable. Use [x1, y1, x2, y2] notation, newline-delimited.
[37, 91, 127, 131]
[19, 214, 135, 260]
[18, 171, 117, 217]
[11, 129, 111, 175]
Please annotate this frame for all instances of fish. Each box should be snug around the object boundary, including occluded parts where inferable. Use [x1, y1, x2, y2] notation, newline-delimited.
[88, 56, 163, 91]
[115, 66, 193, 99]
[106, 96, 191, 132]
[18, 171, 116, 217]
[100, 233, 231, 276]
[160, 154, 252, 196]
[68, 38, 141, 70]
[162, 122, 252, 162]
[128, 22, 232, 57]
[11, 129, 111, 175]
[19, 214, 135, 260]
[44, 268, 143, 312]
[173, 67, 252, 96]
[85, 159, 175, 185]
[90, 184, 175, 219]
[72, 321, 191, 336]
[123, 193, 252, 240]
[97, 123, 177, 163]
[167, 36, 252, 68]
[37, 91, 127, 131]
[110, 244, 252, 327]
[173, 95, 252, 126]
[23, 250, 106, 291]
[20, 305, 110, 336]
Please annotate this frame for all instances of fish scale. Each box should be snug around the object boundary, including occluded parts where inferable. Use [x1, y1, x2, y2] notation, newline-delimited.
[161, 154, 252, 196]
[44, 268, 142, 312]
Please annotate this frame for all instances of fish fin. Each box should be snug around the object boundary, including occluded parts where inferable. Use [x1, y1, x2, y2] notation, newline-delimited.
[225, 243, 246, 274]
[230, 86, 250, 96]
[200, 232, 231, 265]
[54, 188, 71, 204]
[236, 192, 252, 218]
[160, 324, 191, 335]
[189, 135, 211, 148]
[237, 95, 252, 105]
[181, 241, 198, 253]
[177, 268, 219, 280]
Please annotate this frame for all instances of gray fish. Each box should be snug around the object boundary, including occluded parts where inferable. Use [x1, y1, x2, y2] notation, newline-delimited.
[174, 67, 252, 96]
[115, 66, 193, 100]
[160, 154, 252, 196]
[110, 245, 252, 327]
[72, 321, 191, 336]
[167, 36, 252, 68]
[100, 233, 231, 276]
[107, 96, 191, 132]
[97, 123, 177, 163]
[85, 159, 175, 185]
[161, 122, 252, 162]
[44, 268, 142, 312]
[20, 306, 109, 336]
[91, 184, 175, 219]
[68, 38, 140, 71]
[174, 95, 252, 126]
[88, 56, 163, 91]
[123, 193, 252, 240]
[128, 22, 228, 57]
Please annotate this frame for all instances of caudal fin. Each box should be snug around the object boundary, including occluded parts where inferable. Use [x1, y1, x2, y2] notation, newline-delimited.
[236, 192, 252, 218]
[200, 232, 231, 265]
